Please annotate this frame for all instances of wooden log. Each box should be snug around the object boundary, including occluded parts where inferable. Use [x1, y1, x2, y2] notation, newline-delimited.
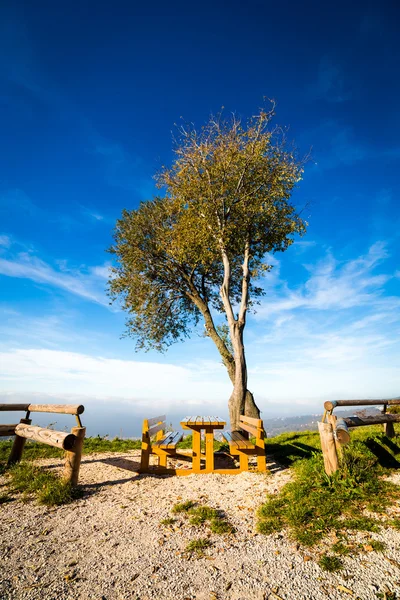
[7, 418, 32, 465]
[64, 427, 86, 486]
[384, 421, 396, 438]
[318, 421, 339, 475]
[343, 414, 400, 427]
[14, 424, 77, 450]
[324, 399, 400, 411]
[0, 404, 30, 412]
[334, 418, 351, 445]
[27, 404, 84, 415]
[0, 424, 18, 437]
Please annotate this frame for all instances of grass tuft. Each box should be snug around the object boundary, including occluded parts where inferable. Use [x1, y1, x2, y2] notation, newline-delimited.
[331, 541, 352, 556]
[172, 500, 196, 513]
[188, 505, 218, 525]
[185, 538, 212, 555]
[209, 518, 235, 534]
[367, 539, 386, 552]
[318, 554, 343, 572]
[160, 517, 176, 526]
[7, 462, 82, 506]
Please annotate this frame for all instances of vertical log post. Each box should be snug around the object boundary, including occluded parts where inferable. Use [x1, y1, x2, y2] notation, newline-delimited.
[318, 421, 339, 475]
[7, 418, 32, 466]
[382, 405, 395, 438]
[63, 426, 85, 486]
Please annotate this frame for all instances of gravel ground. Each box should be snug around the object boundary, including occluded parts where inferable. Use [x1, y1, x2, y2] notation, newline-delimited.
[0, 451, 400, 600]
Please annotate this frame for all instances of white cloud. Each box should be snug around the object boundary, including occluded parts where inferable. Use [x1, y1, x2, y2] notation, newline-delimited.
[257, 241, 395, 316]
[0, 234, 11, 248]
[0, 348, 230, 404]
[90, 264, 111, 279]
[0, 246, 110, 305]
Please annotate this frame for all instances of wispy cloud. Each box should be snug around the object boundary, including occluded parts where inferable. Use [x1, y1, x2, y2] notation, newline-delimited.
[0, 234, 11, 248]
[257, 242, 394, 316]
[0, 348, 230, 403]
[0, 240, 110, 306]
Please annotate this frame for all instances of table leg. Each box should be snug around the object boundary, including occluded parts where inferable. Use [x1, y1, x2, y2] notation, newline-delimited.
[205, 427, 214, 472]
[192, 429, 201, 473]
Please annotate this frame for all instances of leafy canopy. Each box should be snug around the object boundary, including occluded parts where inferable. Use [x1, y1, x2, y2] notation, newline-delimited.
[109, 105, 306, 351]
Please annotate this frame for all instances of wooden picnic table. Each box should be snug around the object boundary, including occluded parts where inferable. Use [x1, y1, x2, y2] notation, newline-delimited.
[180, 416, 225, 474]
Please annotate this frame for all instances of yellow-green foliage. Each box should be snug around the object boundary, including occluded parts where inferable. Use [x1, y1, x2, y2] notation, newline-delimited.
[108, 104, 306, 360]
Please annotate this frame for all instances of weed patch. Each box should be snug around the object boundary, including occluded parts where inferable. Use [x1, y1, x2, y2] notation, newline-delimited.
[185, 538, 211, 556]
[172, 500, 196, 513]
[7, 462, 82, 506]
[318, 554, 343, 572]
[258, 440, 400, 550]
[160, 518, 176, 526]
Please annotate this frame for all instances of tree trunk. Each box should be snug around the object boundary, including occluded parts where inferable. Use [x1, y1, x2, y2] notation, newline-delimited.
[228, 324, 260, 431]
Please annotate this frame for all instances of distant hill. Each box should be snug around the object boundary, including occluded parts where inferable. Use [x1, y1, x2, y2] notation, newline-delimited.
[263, 407, 382, 436]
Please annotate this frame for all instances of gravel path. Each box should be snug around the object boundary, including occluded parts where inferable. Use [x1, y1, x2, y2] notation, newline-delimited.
[1, 451, 400, 600]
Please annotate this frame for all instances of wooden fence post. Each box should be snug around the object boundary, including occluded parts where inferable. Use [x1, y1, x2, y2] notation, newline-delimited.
[318, 421, 339, 475]
[63, 426, 85, 486]
[7, 418, 32, 466]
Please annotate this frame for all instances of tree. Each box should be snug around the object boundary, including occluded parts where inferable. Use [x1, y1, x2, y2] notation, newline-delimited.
[108, 103, 307, 431]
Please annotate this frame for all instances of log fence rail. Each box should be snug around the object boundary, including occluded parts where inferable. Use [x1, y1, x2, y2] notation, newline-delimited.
[0, 403, 85, 485]
[319, 398, 400, 475]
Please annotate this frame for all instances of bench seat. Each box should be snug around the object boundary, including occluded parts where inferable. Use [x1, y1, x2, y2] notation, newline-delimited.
[153, 430, 183, 449]
[139, 416, 182, 472]
[222, 431, 255, 450]
[221, 415, 267, 472]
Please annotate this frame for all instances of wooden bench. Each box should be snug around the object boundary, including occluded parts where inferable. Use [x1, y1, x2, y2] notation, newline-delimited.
[221, 415, 267, 472]
[139, 415, 183, 472]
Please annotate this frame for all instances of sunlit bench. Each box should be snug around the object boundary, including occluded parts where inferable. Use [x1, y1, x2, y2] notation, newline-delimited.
[139, 415, 183, 472]
[222, 415, 267, 472]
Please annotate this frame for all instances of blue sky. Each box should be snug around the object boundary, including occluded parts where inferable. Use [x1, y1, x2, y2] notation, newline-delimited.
[0, 1, 399, 435]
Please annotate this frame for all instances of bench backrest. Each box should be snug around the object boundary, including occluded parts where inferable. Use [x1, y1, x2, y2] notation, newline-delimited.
[142, 415, 166, 442]
[239, 415, 264, 439]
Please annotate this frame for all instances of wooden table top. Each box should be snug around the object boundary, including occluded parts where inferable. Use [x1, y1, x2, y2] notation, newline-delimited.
[180, 416, 226, 428]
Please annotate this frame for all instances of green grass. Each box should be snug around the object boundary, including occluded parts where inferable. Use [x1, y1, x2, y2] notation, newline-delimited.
[7, 462, 82, 506]
[258, 434, 400, 549]
[209, 518, 235, 534]
[188, 505, 218, 525]
[0, 435, 142, 463]
[331, 541, 352, 556]
[173, 502, 235, 535]
[318, 554, 343, 572]
[172, 500, 196, 513]
[367, 539, 386, 552]
[160, 517, 176, 526]
[185, 538, 212, 555]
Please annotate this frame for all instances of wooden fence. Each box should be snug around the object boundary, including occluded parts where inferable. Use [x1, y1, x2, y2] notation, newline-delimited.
[319, 398, 400, 475]
[0, 403, 85, 485]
